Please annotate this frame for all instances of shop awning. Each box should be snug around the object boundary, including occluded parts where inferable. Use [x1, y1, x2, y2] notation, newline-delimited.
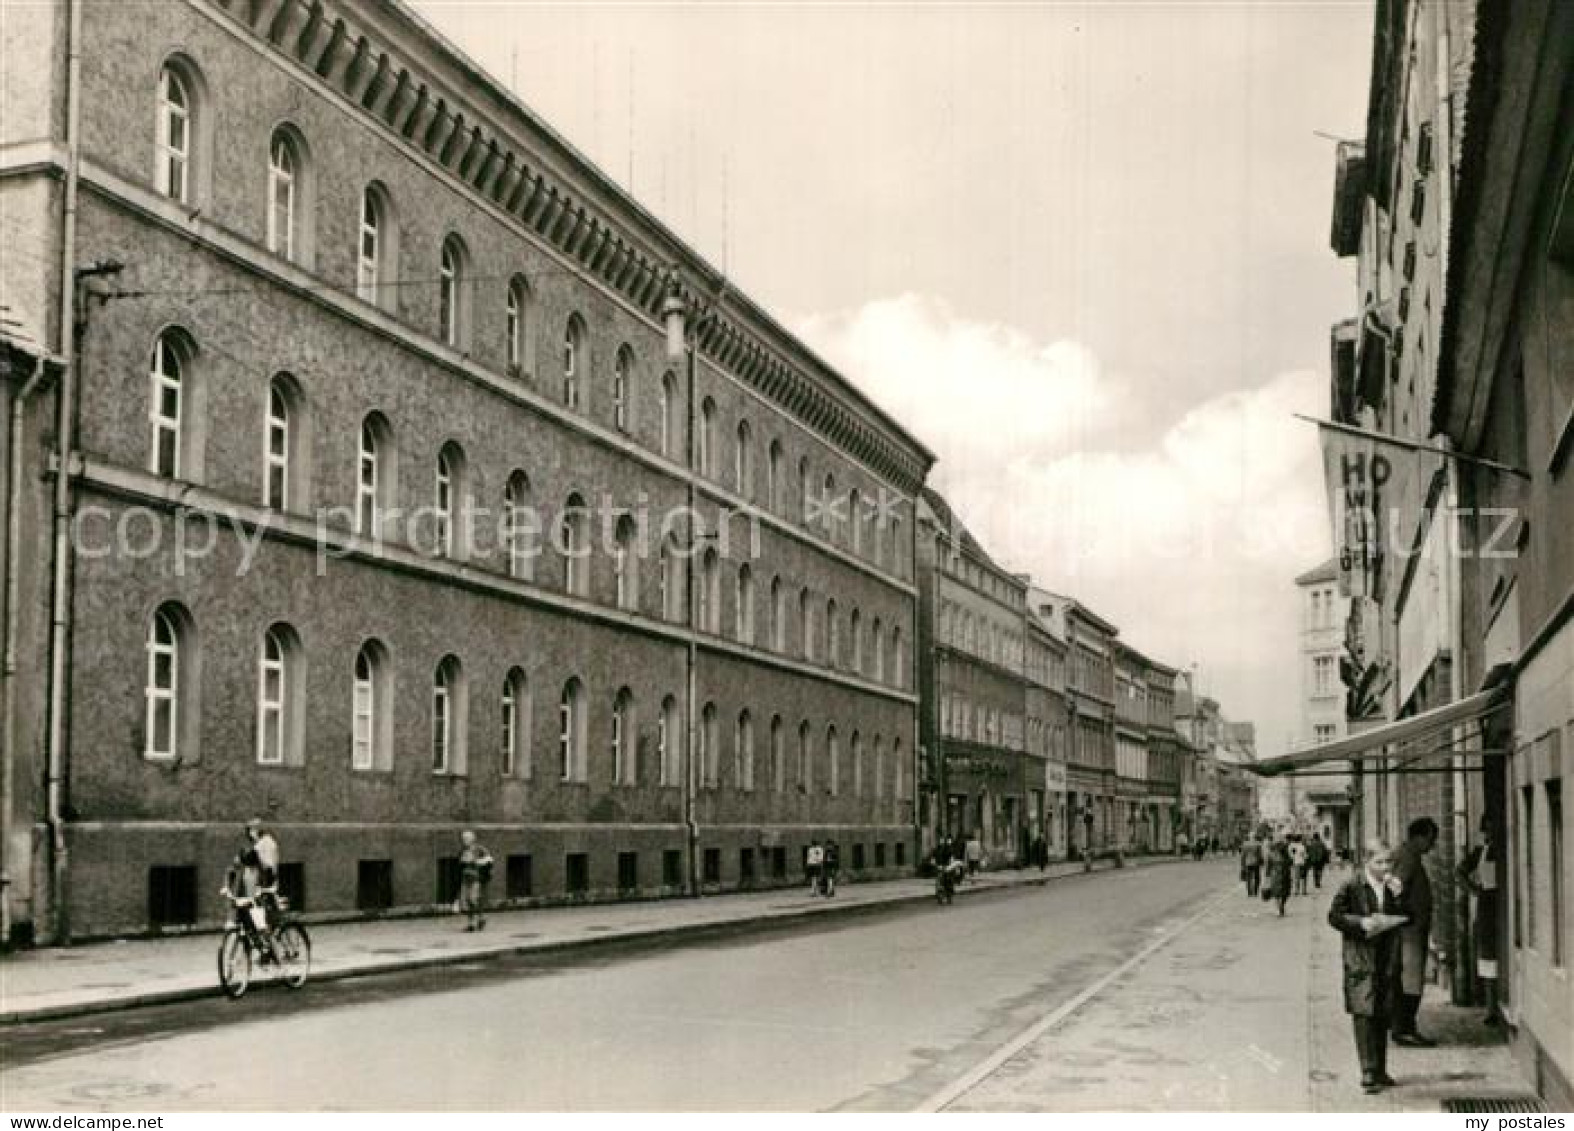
[1249, 686, 1512, 777]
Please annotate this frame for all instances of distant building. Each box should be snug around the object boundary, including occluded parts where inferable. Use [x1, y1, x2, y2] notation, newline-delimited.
[1290, 557, 1353, 852]
[916, 490, 1033, 864]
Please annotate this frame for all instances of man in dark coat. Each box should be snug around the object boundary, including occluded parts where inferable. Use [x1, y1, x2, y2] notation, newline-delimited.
[1328, 838, 1405, 1093]
[1390, 816, 1439, 1045]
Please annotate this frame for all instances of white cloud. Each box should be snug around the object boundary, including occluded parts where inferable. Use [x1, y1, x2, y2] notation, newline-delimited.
[797, 295, 1333, 752]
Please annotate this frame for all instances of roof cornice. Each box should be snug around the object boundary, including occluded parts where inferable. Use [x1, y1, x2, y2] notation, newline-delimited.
[197, 0, 934, 493]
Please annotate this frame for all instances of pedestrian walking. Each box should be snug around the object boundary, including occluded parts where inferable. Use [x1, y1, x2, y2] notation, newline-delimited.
[1390, 816, 1439, 1046]
[1290, 836, 1309, 895]
[822, 839, 840, 896]
[1264, 836, 1292, 916]
[1308, 833, 1330, 889]
[1240, 836, 1263, 897]
[805, 840, 824, 896]
[1456, 815, 1505, 1028]
[965, 833, 984, 876]
[1328, 838, 1405, 1094]
[456, 829, 493, 932]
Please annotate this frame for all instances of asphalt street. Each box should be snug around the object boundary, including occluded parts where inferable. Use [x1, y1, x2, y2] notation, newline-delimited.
[1, 860, 1233, 1111]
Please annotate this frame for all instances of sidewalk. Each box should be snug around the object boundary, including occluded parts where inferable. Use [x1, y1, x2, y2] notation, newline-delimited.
[0, 856, 1161, 1025]
[945, 865, 1538, 1112]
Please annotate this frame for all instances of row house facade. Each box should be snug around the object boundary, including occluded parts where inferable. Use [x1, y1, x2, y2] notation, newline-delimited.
[1321, 0, 1476, 1011]
[1024, 591, 1070, 860]
[0, 0, 934, 940]
[1412, 0, 1570, 1106]
[1033, 591, 1118, 856]
[916, 490, 1033, 864]
[1309, 6, 1571, 1105]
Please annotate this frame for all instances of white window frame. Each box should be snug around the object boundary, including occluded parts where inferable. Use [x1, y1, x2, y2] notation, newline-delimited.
[257, 627, 286, 765]
[613, 349, 630, 432]
[264, 381, 289, 509]
[357, 189, 381, 301]
[150, 335, 182, 478]
[439, 239, 461, 347]
[502, 676, 519, 777]
[145, 609, 179, 760]
[353, 647, 376, 770]
[156, 65, 191, 203]
[357, 420, 380, 538]
[267, 133, 296, 259]
[435, 449, 454, 557]
[432, 662, 453, 774]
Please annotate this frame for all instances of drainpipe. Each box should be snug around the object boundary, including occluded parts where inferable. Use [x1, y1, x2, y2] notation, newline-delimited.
[3, 356, 55, 947]
[42, 0, 85, 946]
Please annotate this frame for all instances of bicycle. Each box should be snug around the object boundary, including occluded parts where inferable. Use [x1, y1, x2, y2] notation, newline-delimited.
[218, 888, 311, 999]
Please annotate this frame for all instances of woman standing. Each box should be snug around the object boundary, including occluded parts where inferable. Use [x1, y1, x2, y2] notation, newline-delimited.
[1457, 815, 1504, 1027]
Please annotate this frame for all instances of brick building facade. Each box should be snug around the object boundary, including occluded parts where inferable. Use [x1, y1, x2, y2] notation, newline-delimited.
[0, 0, 932, 940]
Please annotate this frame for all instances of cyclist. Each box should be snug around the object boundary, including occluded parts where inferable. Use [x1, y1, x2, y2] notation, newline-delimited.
[224, 817, 282, 944]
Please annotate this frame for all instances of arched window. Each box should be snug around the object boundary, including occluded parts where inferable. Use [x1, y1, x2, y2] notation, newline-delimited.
[145, 603, 194, 760]
[872, 735, 885, 800]
[798, 458, 812, 525]
[770, 715, 785, 794]
[698, 548, 720, 633]
[734, 419, 753, 496]
[559, 677, 586, 781]
[263, 376, 292, 509]
[890, 513, 905, 577]
[826, 724, 840, 797]
[735, 563, 755, 644]
[506, 275, 533, 376]
[156, 61, 194, 202]
[267, 129, 297, 259]
[799, 587, 814, 660]
[658, 694, 680, 787]
[768, 440, 784, 514]
[612, 687, 635, 786]
[798, 721, 813, 795]
[770, 576, 786, 651]
[873, 508, 886, 566]
[659, 533, 683, 622]
[826, 598, 840, 667]
[850, 608, 863, 674]
[660, 371, 680, 459]
[352, 640, 391, 771]
[501, 667, 529, 778]
[893, 738, 905, 813]
[256, 623, 303, 766]
[700, 702, 719, 788]
[891, 626, 905, 688]
[356, 184, 395, 305]
[434, 442, 466, 558]
[503, 470, 533, 580]
[562, 315, 586, 410]
[872, 617, 885, 682]
[851, 731, 863, 798]
[613, 345, 633, 432]
[149, 331, 187, 478]
[736, 710, 755, 793]
[697, 398, 717, 478]
[438, 234, 468, 348]
[822, 473, 838, 539]
[849, 488, 863, 554]
[432, 654, 466, 774]
[560, 493, 590, 596]
[357, 413, 394, 539]
[613, 515, 639, 611]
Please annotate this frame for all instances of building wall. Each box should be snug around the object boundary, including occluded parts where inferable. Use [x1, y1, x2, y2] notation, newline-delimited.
[0, 0, 931, 938]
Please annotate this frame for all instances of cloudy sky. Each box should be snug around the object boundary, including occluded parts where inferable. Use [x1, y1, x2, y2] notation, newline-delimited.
[412, 0, 1374, 752]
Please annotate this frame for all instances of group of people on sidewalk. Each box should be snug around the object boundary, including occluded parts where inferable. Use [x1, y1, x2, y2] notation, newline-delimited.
[1326, 815, 1507, 1097]
[1239, 829, 1331, 915]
